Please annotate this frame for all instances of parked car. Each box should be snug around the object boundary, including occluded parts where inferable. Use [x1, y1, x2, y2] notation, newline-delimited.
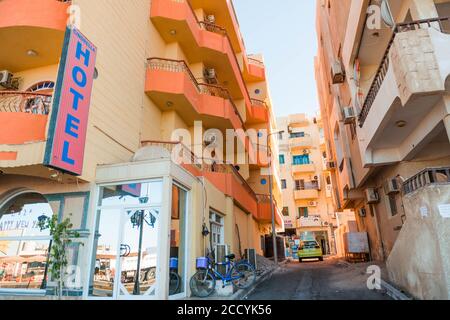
[298, 240, 323, 262]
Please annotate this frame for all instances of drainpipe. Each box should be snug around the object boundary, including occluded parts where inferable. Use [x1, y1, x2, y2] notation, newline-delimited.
[370, 204, 386, 261]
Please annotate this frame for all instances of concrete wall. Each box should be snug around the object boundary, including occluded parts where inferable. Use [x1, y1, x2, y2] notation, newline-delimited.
[387, 184, 450, 300]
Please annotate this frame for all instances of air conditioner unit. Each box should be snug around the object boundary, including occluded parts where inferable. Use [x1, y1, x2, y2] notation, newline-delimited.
[358, 207, 367, 217]
[331, 60, 345, 84]
[0, 70, 13, 88]
[343, 106, 356, 124]
[245, 248, 257, 270]
[205, 68, 216, 80]
[206, 14, 216, 24]
[326, 161, 336, 170]
[365, 188, 379, 204]
[308, 201, 318, 207]
[384, 178, 400, 195]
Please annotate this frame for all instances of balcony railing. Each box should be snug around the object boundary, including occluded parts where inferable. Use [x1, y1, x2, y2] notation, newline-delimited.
[403, 167, 450, 195]
[358, 16, 450, 127]
[0, 91, 52, 115]
[295, 181, 319, 191]
[171, 0, 254, 108]
[141, 140, 257, 200]
[250, 98, 267, 107]
[247, 57, 264, 67]
[147, 58, 245, 127]
[141, 140, 201, 167]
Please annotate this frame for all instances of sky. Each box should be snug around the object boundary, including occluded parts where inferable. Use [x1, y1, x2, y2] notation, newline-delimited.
[233, 0, 319, 118]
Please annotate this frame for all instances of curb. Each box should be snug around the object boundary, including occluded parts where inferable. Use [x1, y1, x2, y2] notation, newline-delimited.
[381, 279, 413, 300]
[230, 260, 288, 301]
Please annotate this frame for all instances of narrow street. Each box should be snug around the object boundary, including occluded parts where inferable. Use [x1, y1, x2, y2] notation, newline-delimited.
[246, 258, 392, 300]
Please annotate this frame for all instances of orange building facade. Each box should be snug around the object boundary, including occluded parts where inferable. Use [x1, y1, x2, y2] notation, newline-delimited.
[0, 0, 282, 299]
[315, 0, 450, 299]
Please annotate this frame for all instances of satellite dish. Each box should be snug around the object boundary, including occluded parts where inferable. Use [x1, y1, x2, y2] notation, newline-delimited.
[381, 0, 395, 28]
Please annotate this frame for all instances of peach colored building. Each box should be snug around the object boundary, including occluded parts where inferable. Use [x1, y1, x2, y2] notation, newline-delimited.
[0, 0, 282, 299]
[276, 113, 337, 256]
[315, 0, 450, 299]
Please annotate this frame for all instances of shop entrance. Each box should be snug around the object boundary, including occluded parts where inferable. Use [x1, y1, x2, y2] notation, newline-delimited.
[87, 180, 188, 300]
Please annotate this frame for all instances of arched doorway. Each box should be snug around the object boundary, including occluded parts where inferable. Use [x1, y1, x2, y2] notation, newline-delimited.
[0, 189, 54, 292]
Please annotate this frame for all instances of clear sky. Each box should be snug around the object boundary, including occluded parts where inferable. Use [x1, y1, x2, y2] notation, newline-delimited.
[233, 0, 319, 118]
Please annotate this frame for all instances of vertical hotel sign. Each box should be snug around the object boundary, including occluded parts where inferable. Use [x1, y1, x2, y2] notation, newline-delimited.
[44, 26, 97, 176]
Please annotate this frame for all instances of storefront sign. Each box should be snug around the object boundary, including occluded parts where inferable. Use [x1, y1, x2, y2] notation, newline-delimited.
[299, 216, 322, 227]
[121, 183, 142, 197]
[44, 26, 97, 176]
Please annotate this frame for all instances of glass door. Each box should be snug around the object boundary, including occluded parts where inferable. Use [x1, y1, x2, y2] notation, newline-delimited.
[117, 206, 160, 299]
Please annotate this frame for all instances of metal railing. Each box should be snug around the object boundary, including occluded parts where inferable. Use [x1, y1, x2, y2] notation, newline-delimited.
[199, 21, 227, 36]
[140, 140, 201, 167]
[250, 98, 267, 107]
[247, 57, 264, 67]
[141, 140, 257, 200]
[403, 167, 450, 195]
[295, 181, 319, 191]
[147, 58, 245, 128]
[358, 16, 450, 127]
[0, 91, 52, 115]
[174, 0, 254, 108]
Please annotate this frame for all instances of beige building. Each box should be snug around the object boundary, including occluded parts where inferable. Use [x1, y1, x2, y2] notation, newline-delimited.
[0, 0, 282, 299]
[276, 113, 336, 255]
[315, 0, 450, 299]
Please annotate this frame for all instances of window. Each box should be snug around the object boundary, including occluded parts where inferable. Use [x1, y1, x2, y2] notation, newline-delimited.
[290, 132, 305, 138]
[298, 207, 308, 218]
[387, 194, 398, 217]
[277, 132, 284, 140]
[0, 191, 54, 292]
[281, 179, 287, 189]
[282, 207, 289, 217]
[293, 155, 310, 165]
[92, 181, 164, 298]
[295, 180, 305, 191]
[279, 154, 285, 165]
[209, 210, 224, 249]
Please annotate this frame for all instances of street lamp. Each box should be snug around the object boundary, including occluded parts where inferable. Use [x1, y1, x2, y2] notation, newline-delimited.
[267, 130, 284, 265]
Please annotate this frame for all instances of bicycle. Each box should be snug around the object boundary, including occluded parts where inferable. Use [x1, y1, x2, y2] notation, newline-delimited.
[189, 254, 256, 298]
[169, 257, 181, 296]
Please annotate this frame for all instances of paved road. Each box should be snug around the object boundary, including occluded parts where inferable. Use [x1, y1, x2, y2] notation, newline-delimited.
[246, 258, 392, 300]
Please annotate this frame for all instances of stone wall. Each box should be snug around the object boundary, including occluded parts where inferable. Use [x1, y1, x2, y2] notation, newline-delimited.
[391, 28, 444, 105]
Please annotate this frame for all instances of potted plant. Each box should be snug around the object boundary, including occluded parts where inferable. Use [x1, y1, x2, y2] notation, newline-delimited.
[38, 214, 80, 300]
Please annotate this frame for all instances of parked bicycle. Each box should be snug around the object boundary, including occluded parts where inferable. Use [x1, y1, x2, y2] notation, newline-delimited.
[169, 257, 181, 296]
[189, 254, 256, 298]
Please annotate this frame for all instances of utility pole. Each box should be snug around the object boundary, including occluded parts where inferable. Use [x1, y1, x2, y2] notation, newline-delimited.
[267, 130, 284, 265]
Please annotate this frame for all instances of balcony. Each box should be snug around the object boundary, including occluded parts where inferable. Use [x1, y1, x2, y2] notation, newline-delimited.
[294, 182, 320, 200]
[146, 58, 245, 131]
[403, 167, 450, 195]
[247, 99, 269, 124]
[356, 18, 450, 166]
[291, 163, 316, 174]
[0, 91, 51, 145]
[140, 140, 259, 216]
[150, 0, 255, 118]
[0, 0, 70, 72]
[244, 56, 266, 82]
[256, 194, 283, 226]
[288, 114, 309, 127]
[289, 135, 313, 150]
[189, 0, 246, 54]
